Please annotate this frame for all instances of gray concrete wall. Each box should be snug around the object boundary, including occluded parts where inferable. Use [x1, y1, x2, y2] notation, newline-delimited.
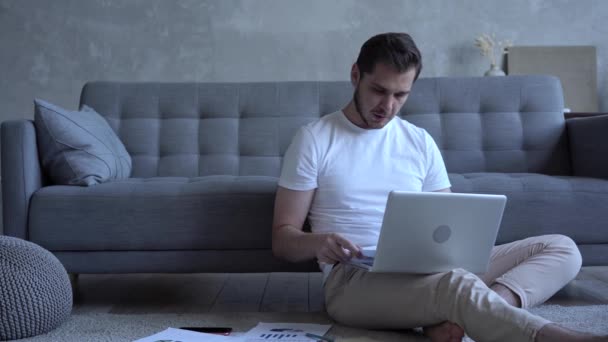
[0, 0, 607, 233]
[1, 0, 607, 119]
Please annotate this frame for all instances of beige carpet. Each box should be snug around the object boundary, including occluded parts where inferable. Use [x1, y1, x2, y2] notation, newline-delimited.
[15, 305, 608, 342]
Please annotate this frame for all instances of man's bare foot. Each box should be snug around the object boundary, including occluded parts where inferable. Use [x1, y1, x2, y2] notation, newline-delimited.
[423, 321, 465, 342]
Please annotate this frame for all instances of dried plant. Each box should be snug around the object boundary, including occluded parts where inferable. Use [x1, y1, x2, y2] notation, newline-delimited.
[474, 33, 512, 67]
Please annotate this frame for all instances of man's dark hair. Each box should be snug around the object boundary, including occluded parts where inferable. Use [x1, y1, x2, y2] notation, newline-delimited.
[355, 32, 422, 80]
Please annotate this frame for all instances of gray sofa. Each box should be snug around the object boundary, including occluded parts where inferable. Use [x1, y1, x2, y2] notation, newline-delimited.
[2, 75, 608, 274]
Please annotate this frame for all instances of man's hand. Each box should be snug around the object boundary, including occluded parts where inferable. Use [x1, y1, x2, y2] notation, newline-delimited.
[315, 233, 362, 264]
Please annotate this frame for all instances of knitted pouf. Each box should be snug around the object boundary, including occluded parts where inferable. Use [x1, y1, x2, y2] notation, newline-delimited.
[0, 236, 72, 340]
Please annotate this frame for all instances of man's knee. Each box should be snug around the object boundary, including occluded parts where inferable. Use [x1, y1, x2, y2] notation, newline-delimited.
[325, 298, 342, 323]
[325, 287, 365, 327]
[325, 295, 371, 328]
[546, 234, 582, 279]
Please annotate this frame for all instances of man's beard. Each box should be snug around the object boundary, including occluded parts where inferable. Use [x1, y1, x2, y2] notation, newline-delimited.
[353, 86, 371, 128]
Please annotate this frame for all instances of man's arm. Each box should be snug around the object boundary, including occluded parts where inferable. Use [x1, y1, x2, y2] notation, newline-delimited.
[272, 186, 361, 264]
[435, 188, 451, 193]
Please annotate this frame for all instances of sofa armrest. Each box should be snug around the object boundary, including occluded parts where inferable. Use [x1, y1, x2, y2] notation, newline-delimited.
[1, 120, 44, 238]
[567, 114, 608, 179]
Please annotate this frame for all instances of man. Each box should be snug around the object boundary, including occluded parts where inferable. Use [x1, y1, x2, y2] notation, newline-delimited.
[272, 32, 606, 342]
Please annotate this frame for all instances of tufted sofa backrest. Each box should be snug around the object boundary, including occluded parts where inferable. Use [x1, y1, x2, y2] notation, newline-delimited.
[80, 75, 570, 178]
[401, 76, 570, 175]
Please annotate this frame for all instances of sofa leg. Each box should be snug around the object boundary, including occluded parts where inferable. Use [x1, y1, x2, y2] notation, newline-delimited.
[69, 273, 79, 291]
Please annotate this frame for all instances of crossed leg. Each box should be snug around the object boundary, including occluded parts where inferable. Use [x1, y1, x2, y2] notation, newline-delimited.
[424, 234, 583, 341]
[325, 265, 549, 341]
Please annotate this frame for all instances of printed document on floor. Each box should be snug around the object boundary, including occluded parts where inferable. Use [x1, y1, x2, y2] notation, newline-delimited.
[132, 327, 242, 342]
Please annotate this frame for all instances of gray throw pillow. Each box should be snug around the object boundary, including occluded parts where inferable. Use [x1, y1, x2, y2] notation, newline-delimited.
[34, 99, 132, 186]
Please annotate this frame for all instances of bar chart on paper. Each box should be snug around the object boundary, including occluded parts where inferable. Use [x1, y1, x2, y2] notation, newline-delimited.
[257, 333, 302, 340]
[242, 323, 332, 342]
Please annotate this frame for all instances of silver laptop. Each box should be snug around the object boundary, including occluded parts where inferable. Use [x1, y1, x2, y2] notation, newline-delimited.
[347, 191, 507, 274]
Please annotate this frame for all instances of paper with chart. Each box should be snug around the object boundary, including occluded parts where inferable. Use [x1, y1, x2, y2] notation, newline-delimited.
[241, 322, 331, 341]
[132, 327, 241, 342]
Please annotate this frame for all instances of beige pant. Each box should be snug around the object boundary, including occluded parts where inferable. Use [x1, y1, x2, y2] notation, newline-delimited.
[324, 234, 582, 342]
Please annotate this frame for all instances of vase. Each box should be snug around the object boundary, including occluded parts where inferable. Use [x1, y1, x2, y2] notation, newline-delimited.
[484, 64, 506, 76]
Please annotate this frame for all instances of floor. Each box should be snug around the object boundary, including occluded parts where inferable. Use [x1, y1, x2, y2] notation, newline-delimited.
[73, 272, 325, 314]
[72, 266, 608, 315]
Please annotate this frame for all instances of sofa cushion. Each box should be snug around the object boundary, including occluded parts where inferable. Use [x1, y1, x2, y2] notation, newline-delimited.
[28, 176, 277, 251]
[450, 173, 608, 244]
[34, 99, 132, 186]
[28, 173, 608, 252]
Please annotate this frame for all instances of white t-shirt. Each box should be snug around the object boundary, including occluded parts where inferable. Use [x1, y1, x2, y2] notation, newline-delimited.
[278, 111, 451, 277]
